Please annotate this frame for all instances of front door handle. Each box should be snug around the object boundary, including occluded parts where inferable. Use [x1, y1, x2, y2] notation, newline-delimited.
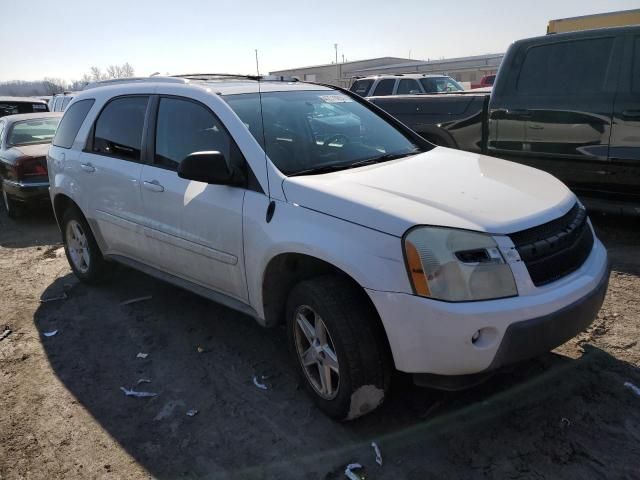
[80, 162, 95, 173]
[143, 180, 165, 193]
[622, 110, 640, 120]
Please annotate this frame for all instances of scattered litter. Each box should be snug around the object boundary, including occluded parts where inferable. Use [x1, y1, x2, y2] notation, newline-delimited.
[43, 330, 58, 337]
[624, 381, 640, 397]
[41, 293, 68, 303]
[253, 375, 268, 390]
[197, 346, 212, 353]
[136, 378, 152, 385]
[186, 409, 199, 417]
[344, 463, 363, 480]
[371, 441, 383, 466]
[561, 417, 571, 427]
[120, 386, 158, 398]
[0, 329, 11, 341]
[136, 352, 149, 359]
[120, 295, 152, 306]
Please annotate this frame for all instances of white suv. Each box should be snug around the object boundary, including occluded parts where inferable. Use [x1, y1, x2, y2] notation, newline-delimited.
[350, 73, 465, 97]
[47, 75, 609, 420]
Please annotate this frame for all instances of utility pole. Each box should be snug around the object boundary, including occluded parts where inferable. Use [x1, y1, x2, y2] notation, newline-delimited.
[334, 43, 339, 86]
[255, 49, 260, 76]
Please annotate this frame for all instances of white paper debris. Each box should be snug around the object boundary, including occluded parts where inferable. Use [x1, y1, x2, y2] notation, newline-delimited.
[372, 441, 383, 466]
[120, 295, 153, 306]
[624, 381, 640, 397]
[0, 329, 11, 341]
[41, 293, 68, 303]
[136, 353, 149, 359]
[136, 378, 152, 385]
[186, 409, 199, 417]
[344, 463, 363, 480]
[253, 375, 268, 390]
[120, 386, 158, 398]
[43, 330, 58, 337]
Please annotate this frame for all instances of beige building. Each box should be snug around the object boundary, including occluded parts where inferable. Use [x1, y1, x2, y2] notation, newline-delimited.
[270, 53, 504, 88]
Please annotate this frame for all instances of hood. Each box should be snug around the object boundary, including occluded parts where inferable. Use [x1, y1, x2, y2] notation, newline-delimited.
[282, 147, 576, 237]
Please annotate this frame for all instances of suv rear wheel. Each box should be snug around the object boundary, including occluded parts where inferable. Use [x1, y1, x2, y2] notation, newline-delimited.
[61, 207, 110, 284]
[286, 275, 390, 420]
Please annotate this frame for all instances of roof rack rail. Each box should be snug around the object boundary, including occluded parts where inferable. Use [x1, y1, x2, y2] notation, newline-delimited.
[82, 76, 187, 90]
[173, 73, 299, 82]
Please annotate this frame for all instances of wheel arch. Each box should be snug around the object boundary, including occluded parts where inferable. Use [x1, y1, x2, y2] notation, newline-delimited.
[261, 252, 395, 367]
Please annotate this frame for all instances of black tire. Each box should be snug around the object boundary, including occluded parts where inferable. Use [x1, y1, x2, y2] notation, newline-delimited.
[61, 207, 111, 284]
[286, 275, 391, 421]
[2, 189, 23, 219]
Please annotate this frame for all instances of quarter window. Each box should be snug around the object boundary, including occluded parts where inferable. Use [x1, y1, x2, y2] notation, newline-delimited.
[154, 97, 238, 171]
[53, 99, 95, 149]
[397, 79, 421, 94]
[517, 37, 615, 95]
[93, 96, 148, 161]
[372, 79, 395, 96]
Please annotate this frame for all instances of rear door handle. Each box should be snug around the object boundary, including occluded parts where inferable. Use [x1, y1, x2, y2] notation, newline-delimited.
[622, 110, 640, 120]
[143, 180, 164, 193]
[80, 162, 95, 173]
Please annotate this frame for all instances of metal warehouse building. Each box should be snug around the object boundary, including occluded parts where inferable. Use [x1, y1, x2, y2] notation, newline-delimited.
[270, 53, 504, 88]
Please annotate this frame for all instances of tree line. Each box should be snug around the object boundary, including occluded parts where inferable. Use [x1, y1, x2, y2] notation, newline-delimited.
[0, 63, 135, 97]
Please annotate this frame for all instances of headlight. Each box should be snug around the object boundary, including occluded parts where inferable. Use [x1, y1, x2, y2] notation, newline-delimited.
[403, 227, 517, 302]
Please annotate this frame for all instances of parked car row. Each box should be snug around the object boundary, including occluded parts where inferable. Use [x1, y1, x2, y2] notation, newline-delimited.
[367, 25, 640, 216]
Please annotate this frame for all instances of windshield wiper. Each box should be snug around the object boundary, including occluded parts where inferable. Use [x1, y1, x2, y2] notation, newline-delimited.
[288, 150, 420, 177]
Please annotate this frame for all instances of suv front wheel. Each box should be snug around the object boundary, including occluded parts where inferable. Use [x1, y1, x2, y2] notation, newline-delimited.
[286, 275, 390, 420]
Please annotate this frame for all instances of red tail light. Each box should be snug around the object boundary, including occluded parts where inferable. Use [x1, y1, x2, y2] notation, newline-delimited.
[15, 156, 47, 180]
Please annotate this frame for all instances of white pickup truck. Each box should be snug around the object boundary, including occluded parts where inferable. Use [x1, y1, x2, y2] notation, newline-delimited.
[47, 75, 609, 420]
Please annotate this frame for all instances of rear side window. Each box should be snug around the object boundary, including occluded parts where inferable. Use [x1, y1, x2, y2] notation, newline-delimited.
[397, 79, 421, 94]
[350, 80, 373, 96]
[93, 96, 148, 162]
[517, 37, 614, 95]
[154, 97, 238, 171]
[633, 36, 640, 93]
[61, 97, 72, 110]
[53, 97, 63, 112]
[53, 99, 95, 149]
[372, 79, 395, 96]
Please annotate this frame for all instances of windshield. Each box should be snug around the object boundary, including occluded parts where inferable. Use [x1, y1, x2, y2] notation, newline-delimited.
[8, 118, 60, 146]
[420, 77, 464, 93]
[224, 90, 423, 175]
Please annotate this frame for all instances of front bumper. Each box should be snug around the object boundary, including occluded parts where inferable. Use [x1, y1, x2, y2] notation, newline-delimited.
[2, 178, 50, 203]
[366, 239, 609, 376]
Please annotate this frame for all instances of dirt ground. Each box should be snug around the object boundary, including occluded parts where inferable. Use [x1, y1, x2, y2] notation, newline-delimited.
[0, 207, 639, 480]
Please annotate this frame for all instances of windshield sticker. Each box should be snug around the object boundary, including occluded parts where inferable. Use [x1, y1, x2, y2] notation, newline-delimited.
[319, 95, 353, 103]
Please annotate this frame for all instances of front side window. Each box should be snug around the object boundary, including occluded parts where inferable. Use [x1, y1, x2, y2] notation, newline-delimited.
[53, 99, 95, 149]
[93, 96, 148, 161]
[224, 90, 424, 176]
[372, 79, 395, 96]
[350, 80, 373, 96]
[7, 118, 60, 146]
[397, 79, 421, 94]
[420, 77, 464, 93]
[517, 37, 614, 95]
[154, 97, 239, 171]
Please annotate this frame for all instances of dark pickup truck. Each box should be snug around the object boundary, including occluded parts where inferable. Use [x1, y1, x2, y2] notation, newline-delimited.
[368, 26, 640, 215]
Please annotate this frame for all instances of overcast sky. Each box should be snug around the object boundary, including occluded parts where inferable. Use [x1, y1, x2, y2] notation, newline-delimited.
[2, 0, 638, 82]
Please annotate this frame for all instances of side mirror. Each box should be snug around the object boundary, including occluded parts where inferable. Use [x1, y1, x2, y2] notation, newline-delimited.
[177, 151, 243, 186]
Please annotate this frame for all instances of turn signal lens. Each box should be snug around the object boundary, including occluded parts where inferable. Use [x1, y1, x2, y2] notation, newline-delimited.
[405, 239, 431, 296]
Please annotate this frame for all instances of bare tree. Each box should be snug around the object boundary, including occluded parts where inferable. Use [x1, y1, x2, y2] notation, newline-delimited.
[43, 77, 67, 95]
[121, 62, 135, 77]
[90, 66, 106, 81]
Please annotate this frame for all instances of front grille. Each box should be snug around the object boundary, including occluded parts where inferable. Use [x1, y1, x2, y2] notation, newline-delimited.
[510, 203, 594, 286]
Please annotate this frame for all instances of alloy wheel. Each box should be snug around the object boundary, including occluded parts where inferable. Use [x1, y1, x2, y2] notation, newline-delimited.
[65, 219, 91, 274]
[294, 305, 340, 399]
